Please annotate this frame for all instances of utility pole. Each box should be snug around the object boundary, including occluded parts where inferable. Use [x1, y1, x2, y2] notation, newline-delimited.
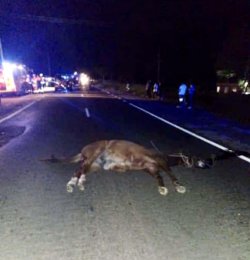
[0, 37, 4, 109]
[47, 51, 52, 76]
[0, 37, 4, 66]
[157, 47, 161, 82]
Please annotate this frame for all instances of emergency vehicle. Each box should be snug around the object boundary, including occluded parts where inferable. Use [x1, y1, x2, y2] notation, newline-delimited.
[0, 62, 32, 95]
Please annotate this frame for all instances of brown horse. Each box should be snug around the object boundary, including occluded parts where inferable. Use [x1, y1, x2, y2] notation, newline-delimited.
[41, 139, 218, 196]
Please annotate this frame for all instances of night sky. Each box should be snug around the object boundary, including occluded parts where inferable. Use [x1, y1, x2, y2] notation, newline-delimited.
[0, 0, 249, 89]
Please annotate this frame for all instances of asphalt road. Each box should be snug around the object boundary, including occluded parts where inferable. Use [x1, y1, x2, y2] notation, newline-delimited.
[0, 90, 249, 260]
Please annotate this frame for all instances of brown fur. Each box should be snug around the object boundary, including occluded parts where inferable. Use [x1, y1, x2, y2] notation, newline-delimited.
[43, 140, 187, 195]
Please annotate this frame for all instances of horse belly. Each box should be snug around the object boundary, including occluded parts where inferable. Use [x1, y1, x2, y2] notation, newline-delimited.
[103, 160, 130, 171]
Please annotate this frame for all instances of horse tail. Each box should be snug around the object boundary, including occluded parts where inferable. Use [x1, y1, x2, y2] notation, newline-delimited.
[40, 153, 83, 164]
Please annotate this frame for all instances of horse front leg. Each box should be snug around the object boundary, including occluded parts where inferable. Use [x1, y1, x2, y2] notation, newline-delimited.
[164, 166, 186, 194]
[146, 164, 168, 196]
[155, 172, 168, 196]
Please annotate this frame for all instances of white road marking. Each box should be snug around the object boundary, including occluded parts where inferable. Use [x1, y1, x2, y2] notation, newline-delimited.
[129, 103, 250, 164]
[0, 100, 38, 125]
[85, 108, 90, 118]
[90, 89, 250, 164]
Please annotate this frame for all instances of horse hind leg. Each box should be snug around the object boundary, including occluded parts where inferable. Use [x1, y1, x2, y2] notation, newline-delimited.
[67, 178, 77, 193]
[77, 173, 86, 191]
[67, 157, 102, 193]
[66, 166, 87, 193]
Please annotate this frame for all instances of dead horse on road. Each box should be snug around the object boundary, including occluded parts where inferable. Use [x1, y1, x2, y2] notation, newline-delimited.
[41, 139, 216, 196]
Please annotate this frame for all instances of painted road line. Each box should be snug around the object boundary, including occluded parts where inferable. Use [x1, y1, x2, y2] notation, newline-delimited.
[97, 89, 250, 163]
[0, 101, 38, 125]
[129, 103, 250, 164]
[85, 108, 90, 118]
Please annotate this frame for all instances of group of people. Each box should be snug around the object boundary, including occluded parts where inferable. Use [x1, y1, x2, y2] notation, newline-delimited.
[177, 82, 196, 109]
[145, 80, 196, 108]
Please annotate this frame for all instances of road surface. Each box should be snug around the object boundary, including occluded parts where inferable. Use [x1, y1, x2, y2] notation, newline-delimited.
[0, 90, 249, 260]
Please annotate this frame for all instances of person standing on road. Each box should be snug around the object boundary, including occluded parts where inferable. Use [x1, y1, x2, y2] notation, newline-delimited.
[145, 80, 153, 98]
[187, 83, 196, 109]
[177, 82, 187, 108]
[153, 82, 159, 99]
[158, 82, 164, 101]
[126, 82, 130, 92]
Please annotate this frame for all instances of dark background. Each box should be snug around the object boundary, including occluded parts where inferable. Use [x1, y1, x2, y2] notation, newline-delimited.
[0, 0, 249, 90]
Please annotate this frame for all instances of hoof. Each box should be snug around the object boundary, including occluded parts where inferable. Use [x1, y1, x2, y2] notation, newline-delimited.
[176, 185, 186, 194]
[158, 186, 168, 196]
[78, 184, 85, 191]
[67, 184, 74, 193]
[66, 177, 78, 193]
